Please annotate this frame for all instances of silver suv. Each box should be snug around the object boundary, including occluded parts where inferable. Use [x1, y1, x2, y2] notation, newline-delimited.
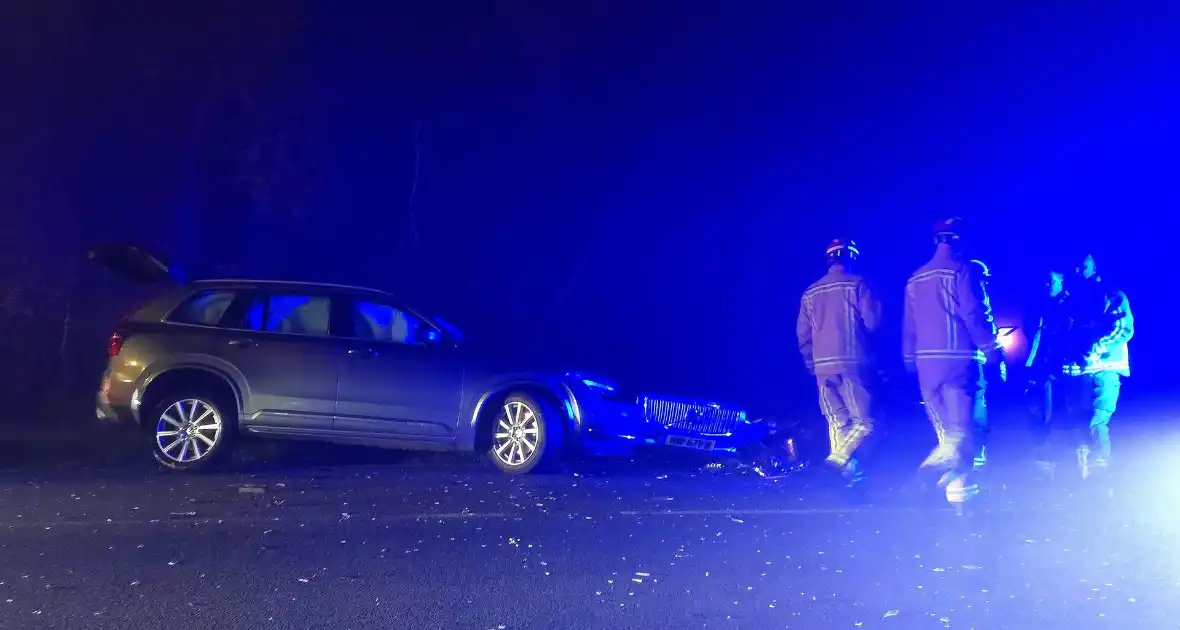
[91, 245, 759, 473]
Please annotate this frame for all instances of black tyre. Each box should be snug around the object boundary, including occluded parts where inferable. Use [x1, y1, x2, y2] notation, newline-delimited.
[148, 391, 237, 472]
[485, 392, 563, 474]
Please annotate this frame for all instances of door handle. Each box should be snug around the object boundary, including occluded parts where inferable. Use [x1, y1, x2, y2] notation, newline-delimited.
[348, 347, 378, 358]
[228, 339, 255, 349]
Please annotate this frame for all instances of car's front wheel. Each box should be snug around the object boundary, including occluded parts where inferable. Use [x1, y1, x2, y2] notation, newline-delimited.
[149, 392, 236, 472]
[486, 393, 562, 474]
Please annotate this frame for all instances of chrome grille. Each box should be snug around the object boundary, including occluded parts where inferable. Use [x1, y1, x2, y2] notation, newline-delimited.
[642, 397, 744, 435]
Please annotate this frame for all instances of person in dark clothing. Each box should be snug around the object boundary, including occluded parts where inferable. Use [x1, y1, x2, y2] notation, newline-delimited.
[1025, 268, 1071, 473]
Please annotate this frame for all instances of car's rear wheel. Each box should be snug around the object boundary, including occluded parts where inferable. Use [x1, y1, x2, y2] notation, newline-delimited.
[149, 392, 236, 472]
[486, 393, 562, 474]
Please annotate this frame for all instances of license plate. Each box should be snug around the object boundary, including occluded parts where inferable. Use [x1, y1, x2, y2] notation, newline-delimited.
[665, 435, 716, 451]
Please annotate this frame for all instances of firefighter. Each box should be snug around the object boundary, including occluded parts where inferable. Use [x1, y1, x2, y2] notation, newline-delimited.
[1062, 253, 1133, 478]
[902, 218, 1005, 506]
[1024, 268, 1071, 474]
[796, 238, 882, 488]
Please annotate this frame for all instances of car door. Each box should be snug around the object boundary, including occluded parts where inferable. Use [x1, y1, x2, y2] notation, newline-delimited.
[332, 296, 465, 439]
[220, 290, 345, 432]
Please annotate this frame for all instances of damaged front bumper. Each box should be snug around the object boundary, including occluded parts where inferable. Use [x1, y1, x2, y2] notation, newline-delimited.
[575, 393, 772, 456]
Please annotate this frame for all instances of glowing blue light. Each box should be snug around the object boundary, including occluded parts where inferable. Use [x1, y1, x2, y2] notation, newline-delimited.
[582, 378, 615, 392]
[432, 316, 464, 341]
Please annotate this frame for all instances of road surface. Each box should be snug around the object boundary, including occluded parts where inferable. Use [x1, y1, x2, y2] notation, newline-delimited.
[1, 425, 1177, 629]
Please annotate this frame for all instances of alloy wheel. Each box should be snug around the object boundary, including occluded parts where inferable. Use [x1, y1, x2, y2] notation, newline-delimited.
[493, 400, 540, 467]
[155, 399, 223, 463]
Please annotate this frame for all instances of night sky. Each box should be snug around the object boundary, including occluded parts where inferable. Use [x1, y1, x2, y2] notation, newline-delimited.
[3, 2, 1177, 410]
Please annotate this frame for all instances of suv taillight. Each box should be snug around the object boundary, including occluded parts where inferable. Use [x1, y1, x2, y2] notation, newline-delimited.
[107, 331, 125, 357]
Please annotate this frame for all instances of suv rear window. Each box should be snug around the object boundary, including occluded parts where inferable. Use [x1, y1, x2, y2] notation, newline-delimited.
[168, 290, 239, 327]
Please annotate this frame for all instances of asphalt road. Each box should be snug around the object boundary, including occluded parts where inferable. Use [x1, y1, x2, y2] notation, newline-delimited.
[2, 425, 1179, 630]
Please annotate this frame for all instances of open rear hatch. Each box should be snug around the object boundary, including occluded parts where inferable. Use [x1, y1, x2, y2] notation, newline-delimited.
[86, 244, 177, 284]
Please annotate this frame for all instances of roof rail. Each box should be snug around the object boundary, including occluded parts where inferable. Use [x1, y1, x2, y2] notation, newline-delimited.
[191, 278, 391, 295]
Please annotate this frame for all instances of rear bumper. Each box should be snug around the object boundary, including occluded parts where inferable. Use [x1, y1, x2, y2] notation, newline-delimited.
[96, 397, 137, 427]
[96, 376, 139, 428]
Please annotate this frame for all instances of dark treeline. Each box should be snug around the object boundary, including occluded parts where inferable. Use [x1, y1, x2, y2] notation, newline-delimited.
[1, 2, 1175, 420]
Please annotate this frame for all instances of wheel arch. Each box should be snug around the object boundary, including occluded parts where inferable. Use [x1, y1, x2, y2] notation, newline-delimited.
[135, 364, 244, 430]
[465, 380, 582, 453]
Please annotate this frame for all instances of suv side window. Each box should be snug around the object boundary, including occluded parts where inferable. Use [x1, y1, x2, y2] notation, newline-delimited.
[169, 290, 239, 327]
[347, 300, 426, 344]
[241, 294, 332, 337]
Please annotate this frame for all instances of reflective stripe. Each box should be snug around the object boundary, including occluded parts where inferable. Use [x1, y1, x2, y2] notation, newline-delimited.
[907, 259, 999, 363]
[946, 482, 980, 503]
[846, 286, 857, 358]
[801, 272, 873, 373]
[942, 275, 957, 349]
[915, 349, 986, 362]
[839, 378, 870, 457]
[802, 281, 859, 298]
[812, 356, 870, 365]
[803, 282, 860, 361]
[824, 244, 860, 256]
[923, 406, 948, 450]
[818, 384, 841, 456]
[914, 350, 982, 357]
[908, 269, 957, 283]
[1065, 360, 1129, 375]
